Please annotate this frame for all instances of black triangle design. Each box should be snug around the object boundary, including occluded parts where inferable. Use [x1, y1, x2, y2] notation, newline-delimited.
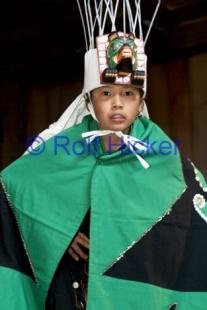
[0, 181, 35, 281]
[104, 158, 207, 291]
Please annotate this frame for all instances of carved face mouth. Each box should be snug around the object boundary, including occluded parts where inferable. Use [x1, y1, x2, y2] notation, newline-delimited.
[116, 46, 132, 63]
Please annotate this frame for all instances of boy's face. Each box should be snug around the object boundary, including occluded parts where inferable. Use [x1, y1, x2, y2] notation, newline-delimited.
[91, 84, 142, 134]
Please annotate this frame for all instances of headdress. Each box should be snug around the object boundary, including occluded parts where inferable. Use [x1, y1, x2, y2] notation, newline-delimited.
[26, 0, 161, 168]
[80, 0, 160, 95]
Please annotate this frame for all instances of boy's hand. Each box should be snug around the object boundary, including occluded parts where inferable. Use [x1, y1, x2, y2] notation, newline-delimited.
[68, 232, 89, 261]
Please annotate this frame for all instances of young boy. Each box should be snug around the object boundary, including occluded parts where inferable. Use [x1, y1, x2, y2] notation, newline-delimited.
[1, 1, 207, 309]
[1, 78, 207, 310]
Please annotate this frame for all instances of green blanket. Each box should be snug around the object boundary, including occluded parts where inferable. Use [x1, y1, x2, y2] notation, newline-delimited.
[1, 115, 207, 309]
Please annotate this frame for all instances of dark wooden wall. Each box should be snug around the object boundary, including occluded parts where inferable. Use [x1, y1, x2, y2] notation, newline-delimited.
[148, 53, 207, 175]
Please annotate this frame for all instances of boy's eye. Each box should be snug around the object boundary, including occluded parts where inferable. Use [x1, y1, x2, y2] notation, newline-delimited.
[101, 91, 111, 96]
[123, 91, 134, 96]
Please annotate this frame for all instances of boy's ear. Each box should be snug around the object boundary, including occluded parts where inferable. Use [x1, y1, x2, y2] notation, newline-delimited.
[84, 92, 90, 104]
[84, 93, 91, 111]
[139, 99, 145, 115]
[139, 88, 144, 98]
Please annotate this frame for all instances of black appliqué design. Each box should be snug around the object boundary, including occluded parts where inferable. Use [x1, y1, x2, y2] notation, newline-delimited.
[104, 157, 207, 291]
[0, 182, 35, 281]
[169, 303, 178, 310]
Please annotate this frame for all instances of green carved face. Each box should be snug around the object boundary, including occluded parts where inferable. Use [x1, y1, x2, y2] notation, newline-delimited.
[106, 37, 137, 69]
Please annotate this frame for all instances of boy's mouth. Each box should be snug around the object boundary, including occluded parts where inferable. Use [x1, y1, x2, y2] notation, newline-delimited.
[110, 113, 126, 121]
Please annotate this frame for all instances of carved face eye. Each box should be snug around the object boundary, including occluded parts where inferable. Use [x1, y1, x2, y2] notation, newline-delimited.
[107, 38, 124, 57]
[110, 42, 119, 51]
[126, 39, 135, 48]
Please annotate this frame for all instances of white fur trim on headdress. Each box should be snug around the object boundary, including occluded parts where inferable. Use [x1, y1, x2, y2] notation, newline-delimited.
[83, 49, 104, 94]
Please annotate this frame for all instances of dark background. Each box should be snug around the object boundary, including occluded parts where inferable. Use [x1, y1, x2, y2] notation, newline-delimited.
[0, 0, 207, 174]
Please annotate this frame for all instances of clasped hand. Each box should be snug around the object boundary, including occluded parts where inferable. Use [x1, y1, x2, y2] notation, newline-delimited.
[68, 232, 89, 261]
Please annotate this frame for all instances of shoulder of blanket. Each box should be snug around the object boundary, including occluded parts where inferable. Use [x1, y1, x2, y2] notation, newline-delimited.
[134, 117, 182, 167]
[56, 114, 92, 137]
[138, 117, 176, 143]
[0, 115, 93, 184]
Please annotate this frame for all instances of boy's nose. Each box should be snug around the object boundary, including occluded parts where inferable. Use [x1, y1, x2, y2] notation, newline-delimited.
[112, 95, 124, 109]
